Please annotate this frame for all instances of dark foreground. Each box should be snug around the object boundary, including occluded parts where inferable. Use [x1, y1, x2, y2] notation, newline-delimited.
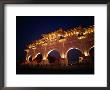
[16, 63, 94, 74]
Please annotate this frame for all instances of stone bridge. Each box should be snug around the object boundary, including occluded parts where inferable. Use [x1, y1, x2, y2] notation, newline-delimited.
[25, 26, 94, 65]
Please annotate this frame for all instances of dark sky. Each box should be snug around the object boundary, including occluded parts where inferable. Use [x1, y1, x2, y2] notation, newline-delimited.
[16, 16, 94, 61]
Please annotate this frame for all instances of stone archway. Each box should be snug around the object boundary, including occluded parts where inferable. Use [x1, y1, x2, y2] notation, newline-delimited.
[66, 48, 83, 65]
[28, 55, 32, 62]
[34, 53, 43, 63]
[47, 49, 61, 64]
[89, 46, 94, 62]
[89, 46, 94, 56]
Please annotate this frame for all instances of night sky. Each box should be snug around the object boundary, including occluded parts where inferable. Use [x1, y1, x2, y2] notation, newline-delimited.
[16, 16, 94, 62]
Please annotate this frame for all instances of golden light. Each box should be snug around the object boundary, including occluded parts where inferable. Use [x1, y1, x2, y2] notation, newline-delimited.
[61, 53, 65, 58]
[25, 49, 29, 52]
[78, 36, 86, 40]
[84, 51, 89, 56]
[27, 26, 94, 50]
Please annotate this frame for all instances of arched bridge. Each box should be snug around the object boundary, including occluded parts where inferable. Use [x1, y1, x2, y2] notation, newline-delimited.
[25, 26, 94, 65]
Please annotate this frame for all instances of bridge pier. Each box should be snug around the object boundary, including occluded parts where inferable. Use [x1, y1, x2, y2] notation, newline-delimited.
[84, 50, 89, 56]
[42, 54, 49, 65]
[60, 52, 68, 66]
[61, 53, 65, 58]
[25, 49, 30, 62]
[26, 56, 29, 62]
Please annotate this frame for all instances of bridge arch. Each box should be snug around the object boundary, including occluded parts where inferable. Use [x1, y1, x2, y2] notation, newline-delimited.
[89, 46, 94, 56]
[65, 48, 83, 64]
[89, 46, 94, 51]
[65, 48, 83, 57]
[33, 53, 43, 63]
[47, 49, 61, 63]
[47, 49, 61, 57]
[27, 55, 32, 62]
[34, 53, 42, 58]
